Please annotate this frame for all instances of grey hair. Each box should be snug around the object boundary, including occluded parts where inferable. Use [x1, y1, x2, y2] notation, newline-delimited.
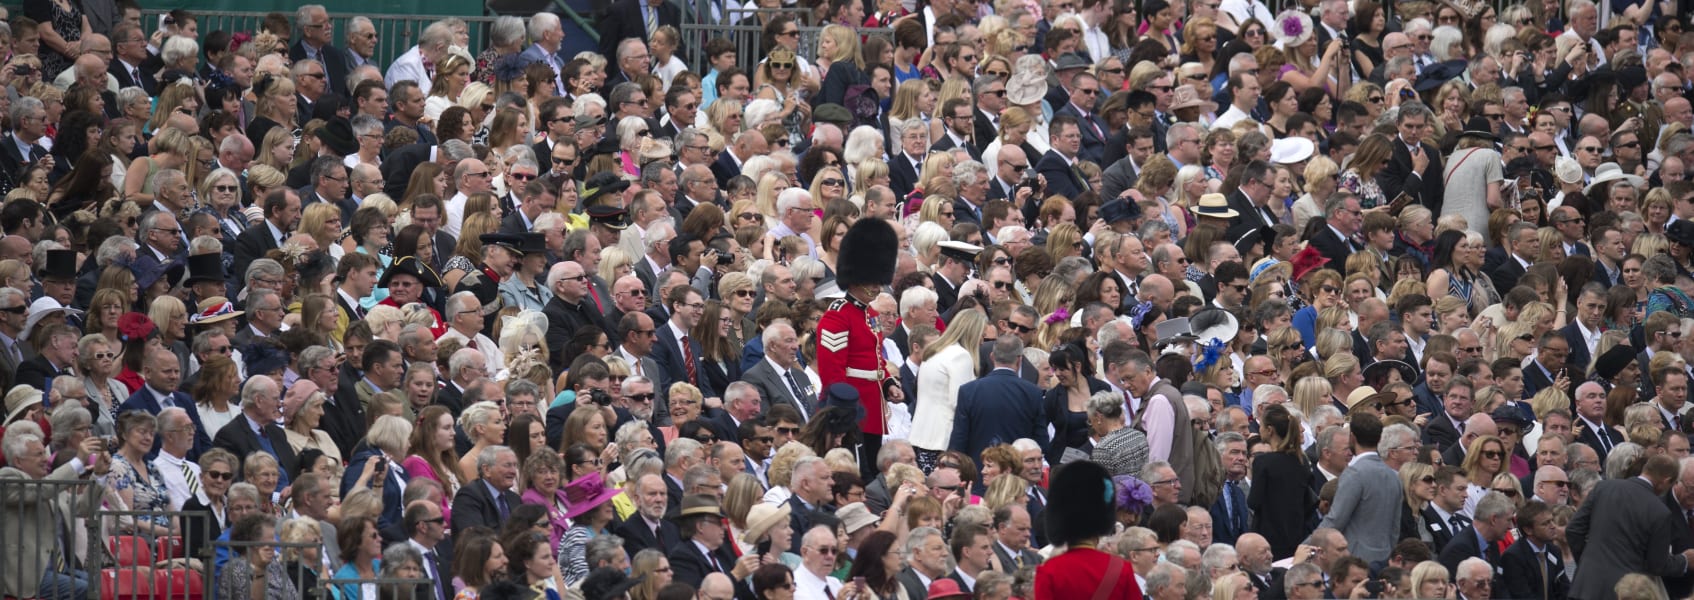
[614, 420, 650, 448]
[439, 139, 476, 161]
[298, 346, 336, 374]
[351, 114, 384, 138]
[240, 375, 280, 407]
[418, 21, 455, 50]
[951, 160, 988, 189]
[155, 405, 189, 434]
[445, 290, 480, 317]
[1474, 490, 1515, 522]
[525, 13, 559, 44]
[1138, 219, 1172, 242]
[246, 259, 285, 288]
[1605, 442, 1645, 479]
[1283, 563, 1323, 596]
[116, 87, 149, 112]
[380, 543, 425, 577]
[190, 235, 224, 255]
[48, 402, 91, 447]
[573, 93, 607, 117]
[476, 444, 515, 475]
[1201, 543, 1238, 572]
[1145, 562, 1186, 594]
[665, 437, 704, 468]
[504, 378, 541, 399]
[843, 126, 885, 165]
[1253, 384, 1289, 405]
[906, 526, 944, 554]
[161, 36, 199, 66]
[227, 482, 261, 505]
[1087, 391, 1125, 420]
[447, 348, 487, 380]
[9, 96, 40, 126]
[1380, 424, 1419, 453]
[95, 236, 139, 268]
[1166, 123, 1199, 150]
[760, 320, 795, 348]
[585, 534, 627, 568]
[624, 448, 664, 478]
[1213, 431, 1246, 455]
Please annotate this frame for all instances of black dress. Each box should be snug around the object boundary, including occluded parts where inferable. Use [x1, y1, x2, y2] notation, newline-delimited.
[180, 495, 227, 562]
[1247, 450, 1318, 560]
[1042, 377, 1113, 467]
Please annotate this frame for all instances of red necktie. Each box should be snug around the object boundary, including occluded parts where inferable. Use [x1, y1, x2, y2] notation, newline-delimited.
[682, 335, 698, 385]
[589, 285, 604, 312]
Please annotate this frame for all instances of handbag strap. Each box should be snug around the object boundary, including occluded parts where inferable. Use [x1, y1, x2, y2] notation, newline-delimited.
[1444, 147, 1483, 189]
[1093, 555, 1126, 600]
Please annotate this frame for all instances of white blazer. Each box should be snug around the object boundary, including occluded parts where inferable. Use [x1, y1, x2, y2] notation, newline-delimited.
[908, 345, 978, 451]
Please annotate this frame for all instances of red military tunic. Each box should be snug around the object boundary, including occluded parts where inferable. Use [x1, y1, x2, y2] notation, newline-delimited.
[816, 293, 892, 435]
[377, 296, 449, 339]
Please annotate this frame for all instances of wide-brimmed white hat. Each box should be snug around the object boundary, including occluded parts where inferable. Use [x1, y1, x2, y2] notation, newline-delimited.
[1270, 137, 1316, 164]
[1583, 162, 1647, 193]
[21, 296, 83, 340]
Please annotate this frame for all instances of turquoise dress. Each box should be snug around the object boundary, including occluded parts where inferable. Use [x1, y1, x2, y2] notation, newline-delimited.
[330, 559, 382, 600]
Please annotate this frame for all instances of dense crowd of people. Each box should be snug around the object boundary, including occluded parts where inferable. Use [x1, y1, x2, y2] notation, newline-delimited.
[8, 0, 1694, 598]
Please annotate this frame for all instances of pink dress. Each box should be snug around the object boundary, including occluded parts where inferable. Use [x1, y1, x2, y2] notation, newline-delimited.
[402, 455, 459, 523]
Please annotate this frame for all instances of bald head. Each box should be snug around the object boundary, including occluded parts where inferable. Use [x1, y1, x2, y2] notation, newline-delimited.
[700, 573, 735, 598]
[1464, 414, 1497, 439]
[1140, 274, 1174, 309]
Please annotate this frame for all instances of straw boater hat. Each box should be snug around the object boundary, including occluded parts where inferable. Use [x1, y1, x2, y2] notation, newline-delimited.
[1193, 193, 1239, 219]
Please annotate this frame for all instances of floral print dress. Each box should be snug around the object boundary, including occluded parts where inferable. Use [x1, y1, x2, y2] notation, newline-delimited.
[111, 453, 172, 531]
[1338, 169, 1387, 209]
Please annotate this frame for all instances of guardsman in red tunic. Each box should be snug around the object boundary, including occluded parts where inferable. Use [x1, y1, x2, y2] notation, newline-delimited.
[817, 217, 902, 478]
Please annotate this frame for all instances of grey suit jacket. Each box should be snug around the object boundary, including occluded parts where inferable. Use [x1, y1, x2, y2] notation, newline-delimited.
[992, 540, 1042, 573]
[1569, 477, 1687, 600]
[0, 462, 100, 598]
[1318, 453, 1402, 564]
[743, 358, 816, 419]
[0, 342, 20, 394]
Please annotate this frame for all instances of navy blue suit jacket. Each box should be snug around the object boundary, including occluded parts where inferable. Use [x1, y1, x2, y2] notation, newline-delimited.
[1035, 150, 1087, 200]
[118, 387, 212, 460]
[651, 322, 718, 398]
[340, 448, 407, 529]
[1562, 321, 1593, 378]
[948, 369, 1050, 461]
[1053, 104, 1108, 165]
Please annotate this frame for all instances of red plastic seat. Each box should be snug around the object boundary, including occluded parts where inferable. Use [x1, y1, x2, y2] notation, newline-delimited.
[153, 568, 203, 600]
[99, 568, 154, 600]
[106, 536, 154, 569]
[153, 537, 183, 561]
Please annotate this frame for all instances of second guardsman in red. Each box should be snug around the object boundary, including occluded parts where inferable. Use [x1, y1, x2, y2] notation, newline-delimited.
[816, 218, 902, 478]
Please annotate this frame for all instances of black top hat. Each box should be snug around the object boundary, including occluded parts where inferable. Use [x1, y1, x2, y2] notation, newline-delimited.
[479, 233, 525, 256]
[182, 253, 225, 285]
[587, 205, 629, 230]
[517, 232, 547, 255]
[38, 249, 76, 281]
[316, 117, 358, 157]
[379, 255, 442, 288]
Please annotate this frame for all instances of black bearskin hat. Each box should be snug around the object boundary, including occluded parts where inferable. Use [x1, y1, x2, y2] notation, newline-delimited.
[1045, 460, 1118, 546]
[835, 218, 898, 288]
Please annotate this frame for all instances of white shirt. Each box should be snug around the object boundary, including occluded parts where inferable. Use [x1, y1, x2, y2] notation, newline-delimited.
[1212, 105, 1253, 130]
[1219, 0, 1275, 30]
[439, 328, 505, 372]
[1575, 320, 1601, 359]
[794, 565, 844, 600]
[444, 192, 469, 238]
[152, 452, 204, 510]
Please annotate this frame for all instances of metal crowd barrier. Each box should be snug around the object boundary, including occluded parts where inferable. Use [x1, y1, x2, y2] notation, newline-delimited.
[680, 20, 896, 77]
[137, 10, 499, 71]
[319, 576, 437, 600]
